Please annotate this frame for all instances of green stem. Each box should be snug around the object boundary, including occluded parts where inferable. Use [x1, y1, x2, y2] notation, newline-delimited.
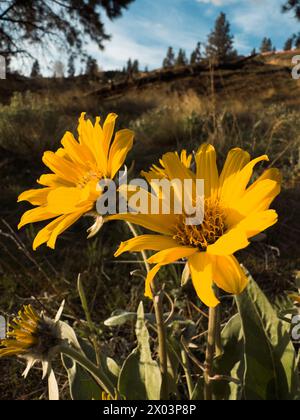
[181, 349, 194, 399]
[125, 221, 169, 399]
[153, 288, 169, 400]
[60, 345, 115, 398]
[204, 305, 220, 401]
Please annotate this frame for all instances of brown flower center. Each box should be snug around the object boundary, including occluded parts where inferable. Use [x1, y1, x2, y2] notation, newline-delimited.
[173, 199, 226, 251]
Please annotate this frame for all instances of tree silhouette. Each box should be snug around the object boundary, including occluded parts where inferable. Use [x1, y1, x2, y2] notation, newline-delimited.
[85, 56, 98, 77]
[282, 0, 300, 19]
[190, 42, 202, 64]
[206, 12, 237, 64]
[30, 59, 41, 78]
[126, 59, 133, 74]
[68, 55, 76, 77]
[295, 33, 300, 49]
[176, 49, 188, 66]
[0, 1, 134, 60]
[260, 37, 273, 53]
[132, 59, 139, 73]
[283, 37, 294, 51]
[162, 47, 175, 68]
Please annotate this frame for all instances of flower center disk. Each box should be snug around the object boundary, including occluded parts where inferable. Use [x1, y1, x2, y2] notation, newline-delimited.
[173, 199, 226, 251]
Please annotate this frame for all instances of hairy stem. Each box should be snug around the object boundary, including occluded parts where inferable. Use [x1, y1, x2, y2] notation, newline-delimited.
[125, 221, 169, 399]
[204, 304, 220, 400]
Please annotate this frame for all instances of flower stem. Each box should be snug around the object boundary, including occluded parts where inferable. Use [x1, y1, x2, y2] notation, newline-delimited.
[181, 348, 194, 399]
[153, 288, 169, 400]
[125, 221, 169, 399]
[60, 345, 115, 398]
[204, 305, 220, 401]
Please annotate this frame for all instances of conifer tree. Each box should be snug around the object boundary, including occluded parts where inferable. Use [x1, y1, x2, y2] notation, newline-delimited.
[31, 59, 41, 78]
[206, 12, 237, 63]
[162, 47, 175, 68]
[190, 42, 202, 64]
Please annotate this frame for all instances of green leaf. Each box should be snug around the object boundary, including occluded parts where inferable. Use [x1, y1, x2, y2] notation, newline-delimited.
[104, 310, 137, 327]
[62, 339, 119, 400]
[213, 314, 244, 400]
[235, 273, 299, 400]
[62, 354, 101, 400]
[118, 301, 162, 400]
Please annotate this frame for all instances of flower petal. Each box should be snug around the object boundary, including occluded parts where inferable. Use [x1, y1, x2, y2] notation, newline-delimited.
[107, 213, 178, 235]
[103, 113, 118, 157]
[145, 264, 162, 299]
[33, 216, 65, 250]
[42, 151, 82, 184]
[214, 255, 248, 295]
[18, 188, 51, 206]
[115, 234, 179, 257]
[47, 210, 88, 249]
[229, 179, 280, 219]
[18, 207, 57, 229]
[188, 252, 220, 307]
[108, 129, 134, 179]
[219, 148, 250, 200]
[222, 155, 269, 204]
[207, 228, 249, 256]
[195, 144, 219, 198]
[236, 210, 278, 239]
[147, 246, 197, 265]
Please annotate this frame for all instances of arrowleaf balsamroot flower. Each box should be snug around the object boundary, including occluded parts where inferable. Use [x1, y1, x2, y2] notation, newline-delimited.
[18, 113, 134, 250]
[0, 304, 65, 399]
[112, 144, 281, 307]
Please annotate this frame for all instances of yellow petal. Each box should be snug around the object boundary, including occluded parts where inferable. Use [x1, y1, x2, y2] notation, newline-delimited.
[147, 246, 197, 264]
[92, 117, 107, 174]
[222, 155, 269, 204]
[103, 113, 118, 157]
[46, 187, 91, 214]
[47, 210, 88, 249]
[229, 179, 280, 218]
[42, 151, 82, 184]
[214, 255, 248, 295]
[188, 252, 220, 307]
[18, 188, 51, 206]
[247, 168, 282, 192]
[195, 144, 219, 198]
[219, 148, 250, 200]
[107, 213, 178, 235]
[77, 113, 98, 162]
[115, 234, 179, 257]
[37, 174, 75, 188]
[161, 152, 195, 210]
[18, 207, 56, 229]
[108, 129, 134, 179]
[207, 228, 249, 256]
[33, 216, 65, 250]
[145, 264, 162, 299]
[236, 210, 278, 239]
[60, 131, 91, 167]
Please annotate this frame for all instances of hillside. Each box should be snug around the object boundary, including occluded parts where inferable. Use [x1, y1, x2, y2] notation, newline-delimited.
[1, 53, 298, 107]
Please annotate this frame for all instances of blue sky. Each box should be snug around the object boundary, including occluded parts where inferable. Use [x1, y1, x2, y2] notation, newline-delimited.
[15, 0, 299, 75]
[89, 0, 299, 71]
